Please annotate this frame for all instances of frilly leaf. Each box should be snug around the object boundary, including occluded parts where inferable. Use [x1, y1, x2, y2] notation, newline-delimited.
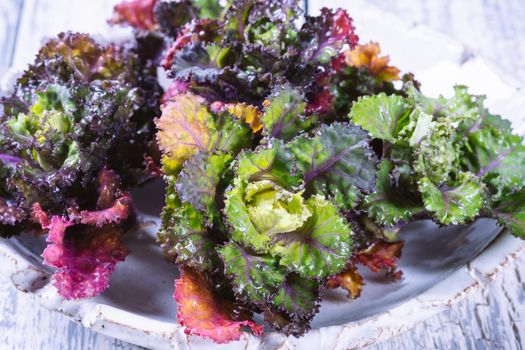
[174, 267, 264, 343]
[2, 31, 160, 216]
[326, 265, 364, 299]
[305, 88, 334, 116]
[80, 193, 132, 227]
[264, 273, 320, 336]
[175, 152, 233, 226]
[110, 0, 158, 30]
[262, 86, 315, 141]
[408, 84, 483, 122]
[167, 42, 268, 103]
[362, 160, 423, 226]
[161, 19, 221, 70]
[404, 85, 483, 184]
[246, 180, 311, 236]
[462, 114, 525, 197]
[412, 121, 460, 184]
[167, 41, 225, 78]
[419, 172, 485, 225]
[158, 187, 222, 271]
[218, 242, 286, 304]
[156, 94, 214, 171]
[36, 211, 129, 300]
[227, 103, 263, 133]
[31, 169, 132, 299]
[156, 93, 251, 174]
[272, 195, 353, 278]
[153, 0, 197, 36]
[288, 122, 377, 209]
[349, 93, 411, 142]
[152, 0, 222, 37]
[235, 139, 301, 188]
[210, 111, 253, 154]
[0, 198, 27, 227]
[355, 240, 404, 280]
[300, 8, 358, 64]
[193, 0, 223, 20]
[224, 177, 267, 252]
[493, 192, 525, 239]
[225, 141, 302, 252]
[36, 32, 127, 82]
[222, 0, 299, 44]
[344, 42, 401, 82]
[271, 274, 320, 317]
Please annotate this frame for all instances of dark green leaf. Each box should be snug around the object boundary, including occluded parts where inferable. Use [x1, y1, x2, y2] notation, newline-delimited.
[176, 152, 233, 226]
[194, 0, 223, 19]
[271, 273, 320, 317]
[218, 242, 286, 303]
[262, 86, 315, 141]
[236, 139, 301, 188]
[158, 185, 222, 271]
[263, 273, 320, 336]
[362, 160, 424, 226]
[289, 122, 377, 209]
[493, 192, 525, 239]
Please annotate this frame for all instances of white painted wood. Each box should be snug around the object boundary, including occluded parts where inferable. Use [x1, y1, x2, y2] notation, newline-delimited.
[369, 249, 525, 350]
[0, 274, 144, 350]
[0, 0, 524, 349]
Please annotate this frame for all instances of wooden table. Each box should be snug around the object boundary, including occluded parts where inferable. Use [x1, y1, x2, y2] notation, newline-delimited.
[1, 1, 524, 349]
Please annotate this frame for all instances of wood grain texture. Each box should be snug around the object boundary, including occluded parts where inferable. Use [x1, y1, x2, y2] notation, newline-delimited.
[0, 0, 524, 349]
[369, 250, 525, 350]
[0, 274, 145, 350]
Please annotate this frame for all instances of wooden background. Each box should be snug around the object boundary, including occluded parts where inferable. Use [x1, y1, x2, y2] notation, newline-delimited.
[1, 0, 524, 349]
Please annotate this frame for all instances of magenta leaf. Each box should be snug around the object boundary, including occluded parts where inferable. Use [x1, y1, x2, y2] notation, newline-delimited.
[38, 212, 129, 299]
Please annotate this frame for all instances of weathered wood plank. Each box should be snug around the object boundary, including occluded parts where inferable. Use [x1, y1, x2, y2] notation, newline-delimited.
[368, 250, 525, 350]
[0, 274, 144, 350]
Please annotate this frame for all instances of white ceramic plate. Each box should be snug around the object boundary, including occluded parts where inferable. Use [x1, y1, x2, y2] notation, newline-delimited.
[1, 1, 525, 349]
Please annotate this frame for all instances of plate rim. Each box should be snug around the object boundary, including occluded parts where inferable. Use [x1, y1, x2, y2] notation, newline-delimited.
[1, 223, 524, 349]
